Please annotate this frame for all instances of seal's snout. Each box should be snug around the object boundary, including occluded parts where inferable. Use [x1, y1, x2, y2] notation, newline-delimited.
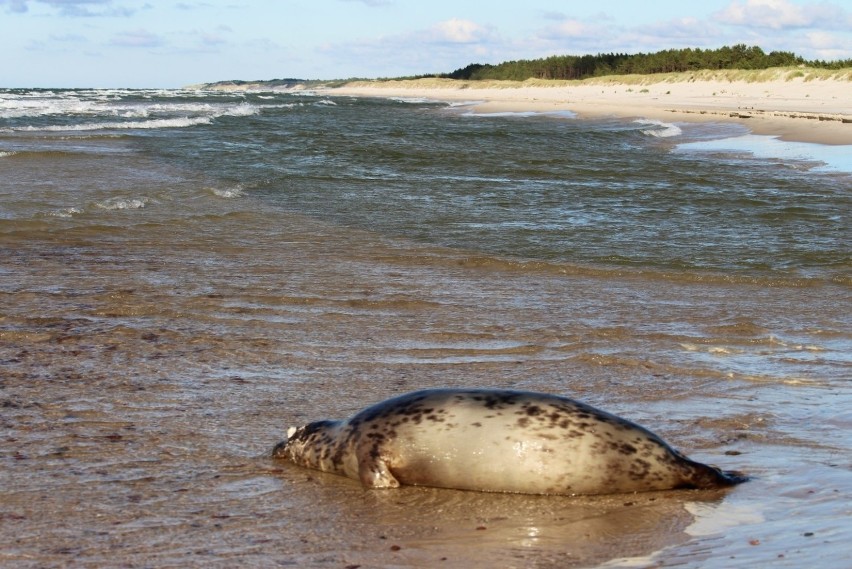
[689, 463, 749, 489]
[271, 439, 289, 458]
[721, 470, 749, 485]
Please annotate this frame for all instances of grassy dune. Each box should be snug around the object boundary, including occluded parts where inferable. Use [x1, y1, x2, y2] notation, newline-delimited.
[342, 66, 852, 90]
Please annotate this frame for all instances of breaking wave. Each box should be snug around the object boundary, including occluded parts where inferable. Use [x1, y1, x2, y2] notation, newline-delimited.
[636, 119, 683, 138]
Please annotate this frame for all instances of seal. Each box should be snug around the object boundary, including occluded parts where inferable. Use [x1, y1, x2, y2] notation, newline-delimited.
[272, 388, 746, 495]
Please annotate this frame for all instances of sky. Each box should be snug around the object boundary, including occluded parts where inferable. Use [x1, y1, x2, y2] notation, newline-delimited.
[1, 0, 851, 88]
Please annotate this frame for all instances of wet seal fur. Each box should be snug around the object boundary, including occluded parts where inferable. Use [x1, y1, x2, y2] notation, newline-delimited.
[272, 388, 747, 495]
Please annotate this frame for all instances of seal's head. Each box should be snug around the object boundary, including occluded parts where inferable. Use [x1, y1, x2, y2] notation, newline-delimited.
[271, 420, 338, 463]
[682, 457, 749, 489]
[271, 426, 299, 458]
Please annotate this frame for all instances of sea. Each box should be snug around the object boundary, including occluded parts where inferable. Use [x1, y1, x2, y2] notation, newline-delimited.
[1, 88, 850, 568]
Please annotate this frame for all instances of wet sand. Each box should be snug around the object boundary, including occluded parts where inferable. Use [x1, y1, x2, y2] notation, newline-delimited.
[3, 198, 850, 567]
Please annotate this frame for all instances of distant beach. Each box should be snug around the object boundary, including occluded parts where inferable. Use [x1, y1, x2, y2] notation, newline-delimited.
[324, 69, 852, 145]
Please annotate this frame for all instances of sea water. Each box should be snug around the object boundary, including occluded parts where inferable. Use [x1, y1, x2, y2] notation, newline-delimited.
[1, 88, 850, 567]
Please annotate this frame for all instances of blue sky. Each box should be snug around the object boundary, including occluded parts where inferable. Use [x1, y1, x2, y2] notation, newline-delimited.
[1, 0, 850, 87]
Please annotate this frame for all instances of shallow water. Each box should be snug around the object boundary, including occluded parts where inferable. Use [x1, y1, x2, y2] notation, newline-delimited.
[1, 89, 850, 568]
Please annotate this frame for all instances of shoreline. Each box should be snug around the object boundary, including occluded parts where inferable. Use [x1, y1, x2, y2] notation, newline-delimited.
[324, 74, 852, 145]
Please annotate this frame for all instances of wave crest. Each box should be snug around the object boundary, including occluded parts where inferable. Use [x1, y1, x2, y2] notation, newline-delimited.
[635, 119, 682, 138]
[95, 197, 151, 210]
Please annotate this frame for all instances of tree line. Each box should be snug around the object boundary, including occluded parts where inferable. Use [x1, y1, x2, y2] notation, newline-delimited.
[441, 45, 851, 81]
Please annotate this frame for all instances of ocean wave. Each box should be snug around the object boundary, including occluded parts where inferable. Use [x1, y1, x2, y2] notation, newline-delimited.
[0, 150, 16, 158]
[16, 116, 214, 132]
[209, 185, 244, 198]
[635, 119, 683, 138]
[390, 97, 439, 104]
[95, 197, 151, 210]
[3, 102, 260, 133]
[44, 207, 84, 218]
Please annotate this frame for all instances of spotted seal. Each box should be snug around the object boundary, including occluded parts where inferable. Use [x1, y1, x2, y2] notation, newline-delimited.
[272, 388, 746, 495]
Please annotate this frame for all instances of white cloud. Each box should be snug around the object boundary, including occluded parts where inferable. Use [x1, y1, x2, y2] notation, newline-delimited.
[714, 0, 849, 30]
[551, 19, 595, 38]
[529, 17, 617, 56]
[312, 19, 504, 77]
[431, 18, 492, 44]
[632, 17, 721, 44]
[803, 30, 852, 60]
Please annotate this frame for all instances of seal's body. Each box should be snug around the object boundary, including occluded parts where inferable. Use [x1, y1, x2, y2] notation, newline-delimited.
[273, 388, 745, 495]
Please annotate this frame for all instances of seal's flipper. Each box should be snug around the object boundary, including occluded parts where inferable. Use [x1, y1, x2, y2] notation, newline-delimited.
[358, 456, 400, 488]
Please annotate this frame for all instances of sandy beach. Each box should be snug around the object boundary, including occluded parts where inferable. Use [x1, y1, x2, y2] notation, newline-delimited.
[326, 68, 852, 145]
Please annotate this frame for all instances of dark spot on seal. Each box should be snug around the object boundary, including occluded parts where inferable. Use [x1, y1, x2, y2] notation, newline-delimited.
[628, 458, 652, 481]
[296, 420, 335, 441]
[482, 393, 519, 410]
[524, 405, 544, 417]
[517, 417, 530, 428]
[471, 422, 482, 427]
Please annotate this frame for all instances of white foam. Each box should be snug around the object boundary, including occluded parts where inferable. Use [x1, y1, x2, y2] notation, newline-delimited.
[23, 116, 214, 132]
[95, 197, 150, 210]
[597, 553, 662, 568]
[210, 185, 244, 198]
[463, 109, 577, 119]
[225, 102, 261, 116]
[447, 100, 483, 108]
[636, 119, 683, 138]
[0, 150, 16, 158]
[0, 89, 261, 131]
[390, 97, 438, 104]
[48, 207, 83, 218]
